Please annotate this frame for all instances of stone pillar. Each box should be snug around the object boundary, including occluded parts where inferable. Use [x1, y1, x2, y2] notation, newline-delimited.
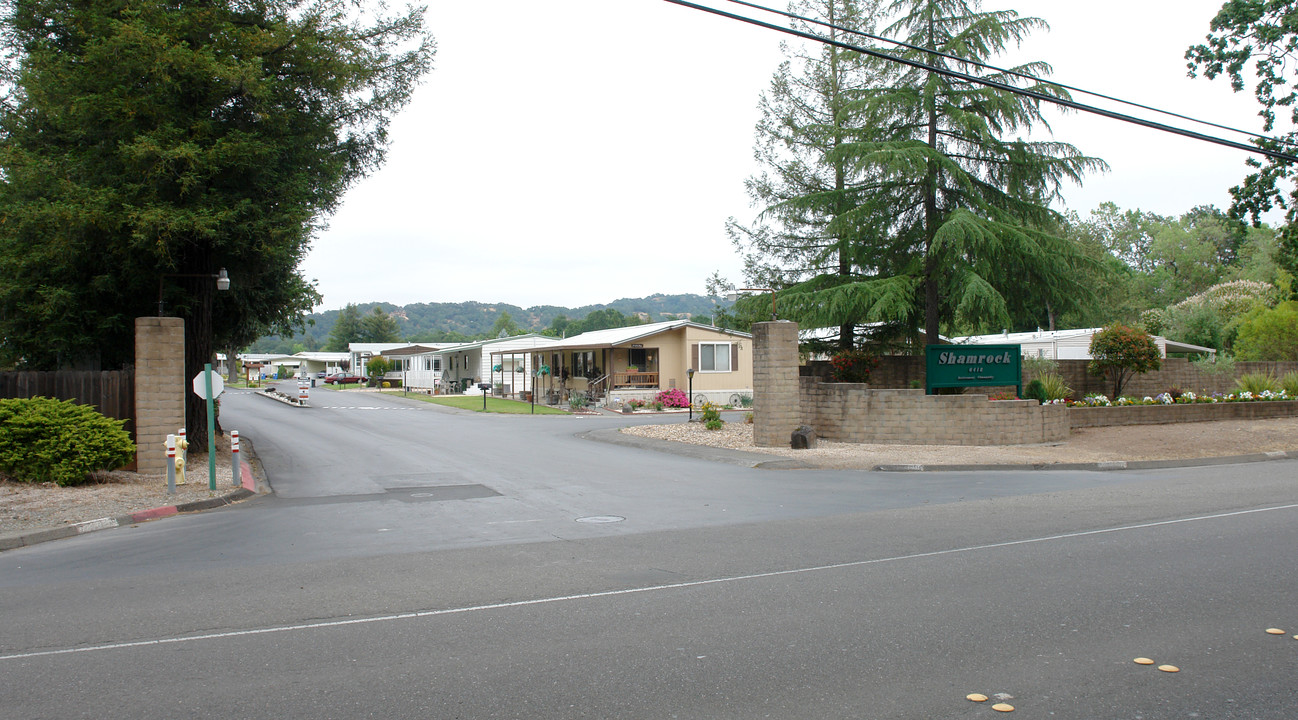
[135, 317, 185, 475]
[752, 320, 802, 447]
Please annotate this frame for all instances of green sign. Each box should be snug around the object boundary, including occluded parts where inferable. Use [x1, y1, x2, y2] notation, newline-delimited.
[925, 344, 1021, 396]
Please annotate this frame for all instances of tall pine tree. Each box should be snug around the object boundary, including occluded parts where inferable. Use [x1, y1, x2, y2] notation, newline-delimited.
[776, 0, 1105, 343]
[728, 0, 885, 350]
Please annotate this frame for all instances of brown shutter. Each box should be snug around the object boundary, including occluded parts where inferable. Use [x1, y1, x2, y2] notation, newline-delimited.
[691, 343, 698, 372]
[731, 343, 739, 373]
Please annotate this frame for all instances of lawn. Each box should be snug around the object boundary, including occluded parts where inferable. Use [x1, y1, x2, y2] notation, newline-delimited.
[383, 392, 569, 414]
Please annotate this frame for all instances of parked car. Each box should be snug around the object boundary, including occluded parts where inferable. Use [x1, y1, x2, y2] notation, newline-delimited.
[316, 371, 327, 378]
[324, 372, 365, 384]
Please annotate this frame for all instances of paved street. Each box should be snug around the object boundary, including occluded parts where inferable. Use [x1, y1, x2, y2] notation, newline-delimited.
[2, 385, 1296, 718]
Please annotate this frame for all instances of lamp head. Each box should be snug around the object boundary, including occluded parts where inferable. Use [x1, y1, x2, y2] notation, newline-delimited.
[216, 268, 230, 291]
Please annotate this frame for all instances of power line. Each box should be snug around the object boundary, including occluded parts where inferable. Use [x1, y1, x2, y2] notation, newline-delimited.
[723, 0, 1298, 151]
[661, 0, 1298, 164]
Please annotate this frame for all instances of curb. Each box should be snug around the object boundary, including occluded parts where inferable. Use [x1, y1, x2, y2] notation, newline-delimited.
[581, 427, 1298, 473]
[256, 387, 309, 407]
[0, 449, 264, 553]
[873, 449, 1298, 472]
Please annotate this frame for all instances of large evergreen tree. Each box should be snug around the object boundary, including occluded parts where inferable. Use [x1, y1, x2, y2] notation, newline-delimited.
[775, 0, 1105, 343]
[326, 303, 363, 352]
[728, 0, 884, 350]
[0, 0, 434, 444]
[358, 306, 401, 343]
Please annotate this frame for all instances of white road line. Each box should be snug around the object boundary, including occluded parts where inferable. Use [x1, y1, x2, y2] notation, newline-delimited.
[4, 503, 1295, 662]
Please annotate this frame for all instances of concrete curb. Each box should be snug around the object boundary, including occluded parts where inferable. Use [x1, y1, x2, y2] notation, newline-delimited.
[0, 444, 266, 553]
[256, 387, 309, 407]
[581, 427, 1298, 473]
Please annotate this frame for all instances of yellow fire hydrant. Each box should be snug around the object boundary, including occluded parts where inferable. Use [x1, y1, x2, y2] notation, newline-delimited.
[175, 427, 189, 485]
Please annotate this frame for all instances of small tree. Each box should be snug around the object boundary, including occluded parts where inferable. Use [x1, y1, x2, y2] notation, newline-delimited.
[1088, 324, 1162, 398]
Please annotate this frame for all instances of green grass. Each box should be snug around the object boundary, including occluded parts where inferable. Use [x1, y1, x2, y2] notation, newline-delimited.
[383, 392, 569, 414]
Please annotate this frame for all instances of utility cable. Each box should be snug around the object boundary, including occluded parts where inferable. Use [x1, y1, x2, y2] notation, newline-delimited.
[661, 0, 1298, 164]
[723, 0, 1297, 150]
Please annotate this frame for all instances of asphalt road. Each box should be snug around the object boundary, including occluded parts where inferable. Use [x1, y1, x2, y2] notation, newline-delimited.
[1, 385, 1296, 719]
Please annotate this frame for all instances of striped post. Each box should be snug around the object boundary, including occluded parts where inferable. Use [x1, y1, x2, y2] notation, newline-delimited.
[298, 381, 309, 404]
[230, 430, 240, 487]
[166, 434, 176, 495]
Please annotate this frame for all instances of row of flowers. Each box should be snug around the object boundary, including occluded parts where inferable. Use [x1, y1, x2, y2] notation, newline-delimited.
[1068, 389, 1292, 407]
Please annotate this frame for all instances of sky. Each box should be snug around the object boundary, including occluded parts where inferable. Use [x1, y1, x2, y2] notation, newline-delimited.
[301, 0, 1274, 312]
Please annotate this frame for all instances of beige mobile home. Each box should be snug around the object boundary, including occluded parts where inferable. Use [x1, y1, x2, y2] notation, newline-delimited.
[530, 320, 752, 406]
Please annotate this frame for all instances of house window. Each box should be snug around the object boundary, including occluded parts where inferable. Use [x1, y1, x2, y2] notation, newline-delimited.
[699, 342, 731, 372]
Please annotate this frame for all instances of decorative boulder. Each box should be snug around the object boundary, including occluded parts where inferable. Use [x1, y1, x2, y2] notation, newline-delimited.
[791, 425, 818, 449]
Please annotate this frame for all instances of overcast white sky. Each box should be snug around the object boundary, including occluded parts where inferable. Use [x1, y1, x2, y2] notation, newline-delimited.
[301, 0, 1272, 312]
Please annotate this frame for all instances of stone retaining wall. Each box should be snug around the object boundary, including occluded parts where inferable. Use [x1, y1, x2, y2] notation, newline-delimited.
[800, 378, 1069, 445]
[1070, 399, 1298, 428]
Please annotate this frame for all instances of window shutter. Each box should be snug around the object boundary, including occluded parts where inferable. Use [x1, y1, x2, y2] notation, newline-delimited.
[731, 343, 739, 373]
[691, 343, 698, 372]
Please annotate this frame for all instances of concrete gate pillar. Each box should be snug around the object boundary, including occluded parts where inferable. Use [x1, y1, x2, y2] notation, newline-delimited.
[134, 317, 185, 474]
[752, 320, 801, 448]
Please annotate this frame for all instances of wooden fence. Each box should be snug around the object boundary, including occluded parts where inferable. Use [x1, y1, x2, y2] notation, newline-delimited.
[0, 370, 136, 440]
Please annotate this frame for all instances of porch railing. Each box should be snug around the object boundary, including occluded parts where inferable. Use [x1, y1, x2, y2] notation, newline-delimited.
[613, 371, 659, 388]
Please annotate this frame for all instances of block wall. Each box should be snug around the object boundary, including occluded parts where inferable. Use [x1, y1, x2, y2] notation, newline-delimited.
[752, 321, 802, 447]
[806, 356, 1298, 399]
[799, 379, 1069, 445]
[135, 317, 185, 474]
[1070, 399, 1298, 428]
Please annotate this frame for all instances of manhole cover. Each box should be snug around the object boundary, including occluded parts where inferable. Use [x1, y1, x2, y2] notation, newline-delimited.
[575, 515, 625, 524]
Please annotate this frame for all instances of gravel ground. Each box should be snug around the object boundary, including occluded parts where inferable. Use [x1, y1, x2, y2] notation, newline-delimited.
[619, 415, 1298, 469]
[0, 434, 252, 538]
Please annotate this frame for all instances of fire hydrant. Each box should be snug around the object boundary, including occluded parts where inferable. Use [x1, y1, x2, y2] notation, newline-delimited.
[175, 427, 189, 485]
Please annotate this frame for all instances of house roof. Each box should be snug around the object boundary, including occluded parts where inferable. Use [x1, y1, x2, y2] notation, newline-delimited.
[541, 320, 751, 350]
[952, 328, 1217, 356]
[380, 344, 455, 357]
[348, 342, 416, 354]
[292, 351, 350, 362]
[430, 334, 559, 356]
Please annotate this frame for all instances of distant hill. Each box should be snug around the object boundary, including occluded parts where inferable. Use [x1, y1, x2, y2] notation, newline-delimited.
[247, 294, 731, 353]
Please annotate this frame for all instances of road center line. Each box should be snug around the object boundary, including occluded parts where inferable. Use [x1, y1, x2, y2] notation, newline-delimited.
[5, 502, 1295, 662]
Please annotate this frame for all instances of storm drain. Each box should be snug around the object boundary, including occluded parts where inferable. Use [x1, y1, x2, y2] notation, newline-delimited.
[575, 515, 625, 524]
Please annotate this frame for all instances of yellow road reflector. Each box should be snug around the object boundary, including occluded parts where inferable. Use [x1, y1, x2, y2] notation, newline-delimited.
[1265, 628, 1286, 635]
[1133, 657, 1155, 665]
[1158, 665, 1180, 673]
[966, 693, 988, 702]
[992, 702, 1015, 712]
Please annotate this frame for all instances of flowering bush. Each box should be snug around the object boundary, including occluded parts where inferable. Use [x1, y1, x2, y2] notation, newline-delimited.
[829, 348, 880, 384]
[1067, 389, 1291, 406]
[655, 388, 690, 408]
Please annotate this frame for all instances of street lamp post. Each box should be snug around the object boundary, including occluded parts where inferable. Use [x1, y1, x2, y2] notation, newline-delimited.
[687, 367, 695, 421]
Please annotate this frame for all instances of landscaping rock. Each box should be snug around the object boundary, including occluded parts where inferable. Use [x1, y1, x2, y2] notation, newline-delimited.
[791, 425, 818, 449]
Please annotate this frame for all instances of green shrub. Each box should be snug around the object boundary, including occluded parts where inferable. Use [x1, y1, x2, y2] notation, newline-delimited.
[568, 391, 589, 409]
[0, 397, 135, 486]
[1088, 324, 1162, 398]
[1192, 353, 1235, 376]
[736, 393, 753, 408]
[1235, 372, 1281, 395]
[700, 402, 723, 430]
[1037, 373, 1073, 401]
[1021, 354, 1059, 378]
[1023, 379, 1047, 404]
[1281, 372, 1298, 397]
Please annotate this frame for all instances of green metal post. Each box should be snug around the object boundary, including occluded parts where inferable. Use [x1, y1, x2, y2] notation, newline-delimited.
[205, 363, 216, 491]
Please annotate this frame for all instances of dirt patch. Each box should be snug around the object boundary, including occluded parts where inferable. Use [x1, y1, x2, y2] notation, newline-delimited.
[620, 416, 1298, 470]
